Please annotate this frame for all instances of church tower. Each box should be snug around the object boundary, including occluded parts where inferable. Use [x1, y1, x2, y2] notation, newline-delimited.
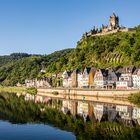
[110, 13, 119, 30]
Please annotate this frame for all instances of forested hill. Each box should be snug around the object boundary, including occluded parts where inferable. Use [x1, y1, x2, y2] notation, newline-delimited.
[0, 53, 31, 67]
[0, 25, 140, 86]
[0, 49, 72, 86]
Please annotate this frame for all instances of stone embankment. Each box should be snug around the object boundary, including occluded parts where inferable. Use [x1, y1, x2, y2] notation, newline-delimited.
[37, 88, 139, 106]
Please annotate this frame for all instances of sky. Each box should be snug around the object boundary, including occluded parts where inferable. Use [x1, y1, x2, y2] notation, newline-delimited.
[0, 0, 140, 55]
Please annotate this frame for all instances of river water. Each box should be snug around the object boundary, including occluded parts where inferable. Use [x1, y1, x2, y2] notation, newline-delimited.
[0, 120, 76, 140]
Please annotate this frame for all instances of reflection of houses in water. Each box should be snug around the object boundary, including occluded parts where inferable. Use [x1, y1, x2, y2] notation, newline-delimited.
[93, 103, 118, 122]
[132, 107, 140, 125]
[107, 106, 117, 122]
[23, 92, 140, 126]
[77, 101, 89, 119]
[62, 100, 70, 114]
[132, 107, 140, 119]
[25, 93, 35, 101]
[62, 100, 77, 116]
[35, 95, 44, 103]
[35, 95, 51, 103]
[116, 105, 132, 120]
[93, 103, 107, 122]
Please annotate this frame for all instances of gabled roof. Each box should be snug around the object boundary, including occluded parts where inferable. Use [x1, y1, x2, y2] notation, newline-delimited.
[101, 69, 108, 77]
[133, 68, 140, 76]
[84, 67, 91, 74]
[67, 71, 73, 76]
[107, 67, 116, 75]
[121, 66, 136, 74]
[72, 69, 80, 74]
[63, 70, 72, 77]
[96, 69, 108, 77]
[133, 68, 138, 75]
[116, 68, 123, 77]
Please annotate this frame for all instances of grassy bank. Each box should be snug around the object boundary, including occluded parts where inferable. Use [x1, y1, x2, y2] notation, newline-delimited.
[0, 86, 26, 93]
[128, 92, 140, 106]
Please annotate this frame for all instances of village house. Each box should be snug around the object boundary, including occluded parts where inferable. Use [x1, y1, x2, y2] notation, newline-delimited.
[77, 67, 96, 88]
[116, 66, 135, 90]
[132, 68, 140, 89]
[82, 67, 91, 88]
[25, 79, 36, 87]
[25, 78, 52, 88]
[106, 68, 118, 88]
[71, 69, 80, 88]
[107, 68, 117, 84]
[88, 67, 96, 88]
[36, 78, 52, 88]
[77, 72, 83, 88]
[62, 70, 72, 88]
[94, 69, 108, 88]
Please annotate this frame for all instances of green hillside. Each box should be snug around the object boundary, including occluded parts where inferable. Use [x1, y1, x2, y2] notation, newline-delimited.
[0, 25, 140, 86]
[0, 49, 72, 86]
[0, 53, 31, 67]
[67, 26, 140, 69]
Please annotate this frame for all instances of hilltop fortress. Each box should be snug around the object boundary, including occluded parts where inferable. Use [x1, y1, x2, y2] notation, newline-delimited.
[83, 13, 134, 38]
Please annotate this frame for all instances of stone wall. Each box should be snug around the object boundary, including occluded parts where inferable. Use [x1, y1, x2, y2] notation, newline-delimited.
[37, 88, 139, 106]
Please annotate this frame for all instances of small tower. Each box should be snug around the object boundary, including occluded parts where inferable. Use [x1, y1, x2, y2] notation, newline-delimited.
[110, 13, 119, 30]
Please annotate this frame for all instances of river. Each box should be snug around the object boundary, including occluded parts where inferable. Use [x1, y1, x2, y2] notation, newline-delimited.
[0, 92, 140, 140]
[0, 120, 76, 140]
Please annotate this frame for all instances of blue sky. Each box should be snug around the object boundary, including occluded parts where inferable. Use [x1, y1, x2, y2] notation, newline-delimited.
[0, 0, 140, 55]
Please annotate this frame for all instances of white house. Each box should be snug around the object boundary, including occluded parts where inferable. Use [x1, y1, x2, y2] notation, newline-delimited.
[94, 69, 108, 88]
[62, 70, 72, 88]
[25, 79, 36, 87]
[116, 81, 128, 90]
[116, 66, 135, 90]
[77, 72, 83, 88]
[132, 69, 140, 89]
[82, 67, 91, 88]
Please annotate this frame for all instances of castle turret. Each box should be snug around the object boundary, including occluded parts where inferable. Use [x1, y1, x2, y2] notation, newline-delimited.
[110, 13, 119, 30]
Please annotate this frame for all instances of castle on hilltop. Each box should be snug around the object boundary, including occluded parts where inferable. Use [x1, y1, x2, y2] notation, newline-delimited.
[83, 13, 134, 38]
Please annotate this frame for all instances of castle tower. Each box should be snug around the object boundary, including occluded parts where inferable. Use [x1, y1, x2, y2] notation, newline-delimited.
[110, 13, 119, 30]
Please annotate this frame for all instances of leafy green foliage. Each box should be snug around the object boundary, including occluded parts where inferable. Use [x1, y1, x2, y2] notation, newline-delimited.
[52, 91, 59, 95]
[26, 87, 37, 95]
[0, 49, 72, 86]
[128, 92, 140, 106]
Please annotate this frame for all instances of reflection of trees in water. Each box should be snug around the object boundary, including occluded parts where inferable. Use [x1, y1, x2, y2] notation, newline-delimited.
[0, 92, 140, 139]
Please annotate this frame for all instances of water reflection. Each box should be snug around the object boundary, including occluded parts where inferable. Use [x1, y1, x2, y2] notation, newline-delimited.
[0, 120, 76, 140]
[30, 94, 140, 126]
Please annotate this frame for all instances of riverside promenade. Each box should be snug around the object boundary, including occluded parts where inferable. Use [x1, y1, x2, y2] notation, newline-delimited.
[37, 88, 140, 106]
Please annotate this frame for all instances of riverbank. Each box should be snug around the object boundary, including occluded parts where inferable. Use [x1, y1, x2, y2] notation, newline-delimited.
[0, 86, 139, 106]
[0, 86, 26, 93]
[37, 88, 139, 106]
[38, 88, 139, 98]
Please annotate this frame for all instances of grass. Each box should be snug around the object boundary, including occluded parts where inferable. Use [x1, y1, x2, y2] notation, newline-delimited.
[0, 86, 26, 93]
